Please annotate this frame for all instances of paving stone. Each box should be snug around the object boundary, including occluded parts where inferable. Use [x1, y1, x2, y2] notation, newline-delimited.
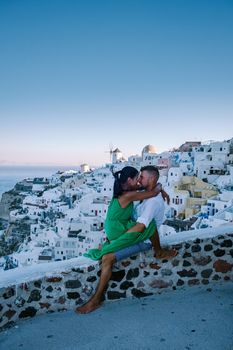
[214, 249, 225, 257]
[126, 268, 139, 280]
[110, 270, 125, 282]
[67, 292, 80, 299]
[46, 277, 63, 283]
[201, 269, 213, 279]
[19, 307, 37, 319]
[150, 279, 172, 289]
[177, 269, 198, 278]
[120, 281, 134, 290]
[131, 288, 153, 298]
[193, 255, 211, 266]
[65, 279, 81, 288]
[213, 259, 232, 273]
[28, 290, 41, 302]
[107, 291, 126, 300]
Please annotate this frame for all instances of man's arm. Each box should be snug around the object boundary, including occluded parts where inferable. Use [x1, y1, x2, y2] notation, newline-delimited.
[126, 222, 145, 233]
[126, 196, 164, 234]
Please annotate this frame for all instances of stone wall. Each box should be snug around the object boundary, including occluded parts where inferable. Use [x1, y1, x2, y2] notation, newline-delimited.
[0, 233, 232, 330]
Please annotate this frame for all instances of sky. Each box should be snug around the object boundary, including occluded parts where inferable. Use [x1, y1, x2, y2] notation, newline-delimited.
[0, 0, 233, 166]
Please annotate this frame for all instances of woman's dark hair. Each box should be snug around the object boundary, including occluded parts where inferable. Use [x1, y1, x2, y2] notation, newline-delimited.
[112, 166, 138, 198]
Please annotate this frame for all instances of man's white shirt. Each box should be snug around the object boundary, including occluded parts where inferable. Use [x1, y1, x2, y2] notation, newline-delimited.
[133, 193, 165, 242]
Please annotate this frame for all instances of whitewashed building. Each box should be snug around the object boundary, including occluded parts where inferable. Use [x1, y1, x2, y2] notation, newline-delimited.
[167, 167, 183, 187]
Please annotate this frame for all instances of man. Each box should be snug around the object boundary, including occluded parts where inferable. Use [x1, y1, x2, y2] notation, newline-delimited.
[122, 166, 176, 260]
[76, 166, 177, 314]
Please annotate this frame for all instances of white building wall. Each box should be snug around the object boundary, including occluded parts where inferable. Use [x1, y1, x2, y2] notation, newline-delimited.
[167, 189, 190, 217]
[225, 210, 233, 221]
[99, 176, 114, 197]
[141, 152, 158, 166]
[87, 202, 108, 218]
[128, 155, 142, 165]
[167, 168, 183, 186]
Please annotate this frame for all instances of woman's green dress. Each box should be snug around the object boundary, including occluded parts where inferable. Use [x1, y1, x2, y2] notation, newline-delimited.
[84, 198, 156, 260]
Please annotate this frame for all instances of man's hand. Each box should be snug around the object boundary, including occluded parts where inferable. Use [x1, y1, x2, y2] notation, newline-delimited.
[161, 189, 170, 205]
[126, 222, 145, 233]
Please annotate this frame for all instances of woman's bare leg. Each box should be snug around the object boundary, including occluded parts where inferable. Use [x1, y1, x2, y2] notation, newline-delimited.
[76, 253, 116, 314]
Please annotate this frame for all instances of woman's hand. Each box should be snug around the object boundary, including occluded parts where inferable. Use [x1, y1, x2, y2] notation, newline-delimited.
[155, 182, 162, 193]
[161, 189, 170, 204]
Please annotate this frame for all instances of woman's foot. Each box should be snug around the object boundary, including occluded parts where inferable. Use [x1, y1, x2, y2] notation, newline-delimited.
[155, 248, 177, 260]
[75, 298, 102, 314]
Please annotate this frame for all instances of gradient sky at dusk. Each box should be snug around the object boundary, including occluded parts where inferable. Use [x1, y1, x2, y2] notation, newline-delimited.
[0, 0, 233, 166]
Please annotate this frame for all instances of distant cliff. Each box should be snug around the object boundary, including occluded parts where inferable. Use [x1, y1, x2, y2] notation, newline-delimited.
[0, 187, 25, 220]
[0, 184, 30, 257]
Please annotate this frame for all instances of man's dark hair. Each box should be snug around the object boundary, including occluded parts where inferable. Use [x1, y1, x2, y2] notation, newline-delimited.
[140, 166, 159, 179]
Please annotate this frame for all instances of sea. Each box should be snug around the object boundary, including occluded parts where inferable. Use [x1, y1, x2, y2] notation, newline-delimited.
[0, 165, 79, 200]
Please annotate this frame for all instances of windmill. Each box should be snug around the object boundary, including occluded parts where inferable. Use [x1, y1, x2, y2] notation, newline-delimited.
[105, 143, 114, 162]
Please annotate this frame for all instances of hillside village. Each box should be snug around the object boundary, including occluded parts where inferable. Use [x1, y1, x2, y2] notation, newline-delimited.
[0, 138, 233, 271]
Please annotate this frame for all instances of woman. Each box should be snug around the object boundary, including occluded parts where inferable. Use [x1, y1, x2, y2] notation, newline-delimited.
[84, 166, 166, 260]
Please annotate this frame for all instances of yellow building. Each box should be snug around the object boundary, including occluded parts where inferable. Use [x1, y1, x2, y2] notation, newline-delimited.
[174, 176, 218, 219]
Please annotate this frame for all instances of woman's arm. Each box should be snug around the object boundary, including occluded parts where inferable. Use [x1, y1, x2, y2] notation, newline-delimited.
[119, 183, 162, 208]
[161, 189, 170, 204]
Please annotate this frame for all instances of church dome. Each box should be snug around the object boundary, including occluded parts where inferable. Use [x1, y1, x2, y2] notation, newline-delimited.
[142, 144, 157, 154]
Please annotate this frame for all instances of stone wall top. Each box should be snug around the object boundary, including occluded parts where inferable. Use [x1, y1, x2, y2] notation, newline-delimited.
[0, 256, 97, 289]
